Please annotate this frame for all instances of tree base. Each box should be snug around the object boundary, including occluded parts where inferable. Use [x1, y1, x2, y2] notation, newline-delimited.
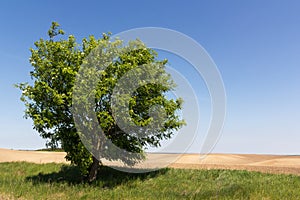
[88, 156, 101, 183]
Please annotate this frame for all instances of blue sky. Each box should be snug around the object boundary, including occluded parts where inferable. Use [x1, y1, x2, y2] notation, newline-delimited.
[1, 0, 300, 154]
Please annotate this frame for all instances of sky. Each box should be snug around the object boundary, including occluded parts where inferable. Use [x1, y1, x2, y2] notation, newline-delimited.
[0, 0, 300, 154]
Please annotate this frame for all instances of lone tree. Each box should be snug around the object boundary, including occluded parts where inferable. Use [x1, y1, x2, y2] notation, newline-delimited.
[17, 22, 185, 182]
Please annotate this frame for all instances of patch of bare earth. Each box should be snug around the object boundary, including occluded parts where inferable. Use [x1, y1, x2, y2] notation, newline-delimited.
[1, 148, 300, 175]
[169, 154, 300, 175]
[0, 148, 68, 164]
[0, 193, 23, 200]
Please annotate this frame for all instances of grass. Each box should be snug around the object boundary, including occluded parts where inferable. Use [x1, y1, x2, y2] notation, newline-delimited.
[0, 162, 300, 199]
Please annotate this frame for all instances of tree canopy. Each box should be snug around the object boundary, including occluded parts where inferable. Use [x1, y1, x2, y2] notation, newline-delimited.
[17, 22, 185, 181]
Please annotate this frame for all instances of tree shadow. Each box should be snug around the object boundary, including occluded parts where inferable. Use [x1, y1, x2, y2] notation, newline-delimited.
[26, 165, 169, 188]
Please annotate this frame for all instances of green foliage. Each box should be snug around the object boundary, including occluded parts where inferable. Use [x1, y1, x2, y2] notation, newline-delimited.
[16, 22, 185, 175]
[1, 162, 300, 199]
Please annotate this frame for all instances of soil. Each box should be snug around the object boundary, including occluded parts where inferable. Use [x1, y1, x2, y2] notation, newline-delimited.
[1, 148, 300, 175]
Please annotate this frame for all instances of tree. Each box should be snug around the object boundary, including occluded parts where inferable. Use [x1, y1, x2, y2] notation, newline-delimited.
[17, 22, 185, 182]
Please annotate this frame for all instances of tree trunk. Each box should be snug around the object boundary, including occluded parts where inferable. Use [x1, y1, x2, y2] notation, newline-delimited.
[88, 156, 100, 182]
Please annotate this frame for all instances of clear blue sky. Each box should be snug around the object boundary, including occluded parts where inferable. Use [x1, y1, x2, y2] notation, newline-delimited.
[1, 0, 300, 154]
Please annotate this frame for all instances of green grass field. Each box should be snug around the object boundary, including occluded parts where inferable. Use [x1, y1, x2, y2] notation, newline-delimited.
[0, 162, 299, 199]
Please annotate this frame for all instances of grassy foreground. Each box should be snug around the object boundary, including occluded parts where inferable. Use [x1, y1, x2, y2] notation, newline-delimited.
[0, 162, 299, 199]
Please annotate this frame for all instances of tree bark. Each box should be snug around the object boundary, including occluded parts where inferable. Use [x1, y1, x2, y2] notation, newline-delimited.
[88, 156, 100, 183]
